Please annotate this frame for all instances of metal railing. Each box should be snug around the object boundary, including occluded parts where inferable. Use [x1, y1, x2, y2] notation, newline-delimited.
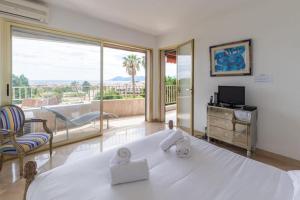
[165, 85, 176, 105]
[12, 84, 145, 103]
[12, 84, 177, 106]
[12, 87, 34, 101]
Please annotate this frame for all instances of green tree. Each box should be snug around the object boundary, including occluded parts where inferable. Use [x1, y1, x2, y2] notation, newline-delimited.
[12, 74, 29, 86]
[19, 74, 29, 86]
[12, 74, 30, 104]
[82, 81, 91, 93]
[12, 74, 20, 86]
[165, 76, 176, 85]
[141, 56, 145, 69]
[71, 81, 79, 93]
[122, 55, 143, 97]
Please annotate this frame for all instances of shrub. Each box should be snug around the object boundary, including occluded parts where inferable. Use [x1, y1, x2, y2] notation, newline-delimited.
[165, 76, 176, 85]
[94, 89, 123, 100]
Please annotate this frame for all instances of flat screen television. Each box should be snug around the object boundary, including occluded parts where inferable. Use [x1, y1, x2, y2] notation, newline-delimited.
[218, 86, 245, 107]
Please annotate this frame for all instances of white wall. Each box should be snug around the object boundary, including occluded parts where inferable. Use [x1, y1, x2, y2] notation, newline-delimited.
[158, 0, 300, 160]
[48, 5, 157, 48]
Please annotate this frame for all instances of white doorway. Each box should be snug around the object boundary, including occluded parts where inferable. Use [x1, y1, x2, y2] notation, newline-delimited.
[164, 50, 177, 125]
[160, 40, 194, 135]
[160, 49, 177, 126]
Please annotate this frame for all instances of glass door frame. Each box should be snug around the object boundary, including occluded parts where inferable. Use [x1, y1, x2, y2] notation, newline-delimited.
[0, 18, 154, 149]
[159, 40, 194, 135]
[4, 20, 104, 147]
[159, 47, 177, 124]
[176, 39, 194, 135]
[102, 42, 149, 122]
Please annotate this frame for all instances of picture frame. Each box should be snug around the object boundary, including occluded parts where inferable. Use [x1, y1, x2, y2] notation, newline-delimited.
[210, 39, 252, 76]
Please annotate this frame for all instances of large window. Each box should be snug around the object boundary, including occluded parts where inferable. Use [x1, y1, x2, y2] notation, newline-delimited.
[12, 27, 102, 143]
[1, 21, 152, 148]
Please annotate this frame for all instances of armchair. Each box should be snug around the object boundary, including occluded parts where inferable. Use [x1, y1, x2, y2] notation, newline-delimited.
[0, 105, 53, 176]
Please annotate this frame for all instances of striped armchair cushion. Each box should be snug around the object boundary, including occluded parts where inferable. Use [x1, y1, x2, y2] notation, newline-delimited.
[0, 106, 25, 133]
[0, 133, 50, 154]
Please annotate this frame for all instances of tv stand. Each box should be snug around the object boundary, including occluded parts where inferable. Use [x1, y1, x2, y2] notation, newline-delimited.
[207, 105, 257, 157]
[218, 103, 242, 109]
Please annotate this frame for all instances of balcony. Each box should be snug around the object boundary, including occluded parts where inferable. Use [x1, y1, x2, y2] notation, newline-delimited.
[12, 84, 176, 144]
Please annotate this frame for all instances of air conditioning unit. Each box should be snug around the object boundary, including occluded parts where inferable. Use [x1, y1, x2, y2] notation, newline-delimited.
[0, 0, 49, 24]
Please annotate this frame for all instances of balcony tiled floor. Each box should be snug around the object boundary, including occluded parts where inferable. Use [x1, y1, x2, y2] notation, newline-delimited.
[52, 114, 148, 143]
[52, 111, 176, 143]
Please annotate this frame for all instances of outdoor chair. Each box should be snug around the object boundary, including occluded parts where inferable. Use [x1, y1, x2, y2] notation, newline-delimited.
[0, 105, 53, 176]
[42, 107, 118, 139]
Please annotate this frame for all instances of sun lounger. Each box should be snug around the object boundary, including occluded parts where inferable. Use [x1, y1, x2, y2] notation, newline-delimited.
[42, 107, 118, 138]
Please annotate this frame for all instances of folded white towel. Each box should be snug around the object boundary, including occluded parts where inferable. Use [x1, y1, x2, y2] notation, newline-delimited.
[110, 147, 131, 166]
[176, 136, 191, 158]
[110, 159, 149, 185]
[160, 130, 184, 151]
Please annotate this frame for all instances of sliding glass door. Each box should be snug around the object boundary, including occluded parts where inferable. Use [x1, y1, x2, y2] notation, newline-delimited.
[10, 26, 103, 144]
[102, 46, 146, 130]
[0, 20, 153, 149]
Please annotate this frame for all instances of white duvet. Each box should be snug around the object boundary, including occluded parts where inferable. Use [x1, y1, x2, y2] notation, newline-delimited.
[27, 129, 299, 200]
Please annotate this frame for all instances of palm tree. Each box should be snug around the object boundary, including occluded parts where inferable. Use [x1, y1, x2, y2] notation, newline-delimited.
[122, 55, 143, 97]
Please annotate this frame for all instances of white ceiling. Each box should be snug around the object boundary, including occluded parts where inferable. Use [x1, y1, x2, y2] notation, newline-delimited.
[36, 0, 257, 36]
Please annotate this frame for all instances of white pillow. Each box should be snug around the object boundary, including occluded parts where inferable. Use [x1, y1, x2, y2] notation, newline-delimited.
[288, 171, 300, 200]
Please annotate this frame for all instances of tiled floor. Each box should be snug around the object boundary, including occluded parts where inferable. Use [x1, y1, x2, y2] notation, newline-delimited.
[165, 110, 176, 125]
[52, 114, 147, 143]
[52, 111, 175, 143]
[1, 120, 299, 200]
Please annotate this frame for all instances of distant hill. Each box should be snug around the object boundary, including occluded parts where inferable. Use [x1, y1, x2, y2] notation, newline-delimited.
[28, 76, 145, 86]
[108, 76, 145, 82]
[29, 80, 100, 86]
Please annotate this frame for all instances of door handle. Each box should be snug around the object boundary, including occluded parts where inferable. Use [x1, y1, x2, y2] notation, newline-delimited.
[6, 84, 9, 96]
[178, 88, 192, 93]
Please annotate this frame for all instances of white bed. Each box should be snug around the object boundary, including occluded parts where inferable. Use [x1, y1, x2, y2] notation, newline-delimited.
[26, 129, 300, 200]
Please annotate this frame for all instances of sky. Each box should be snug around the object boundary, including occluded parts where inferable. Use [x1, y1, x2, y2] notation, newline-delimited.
[165, 63, 176, 78]
[12, 36, 146, 83]
[104, 47, 145, 81]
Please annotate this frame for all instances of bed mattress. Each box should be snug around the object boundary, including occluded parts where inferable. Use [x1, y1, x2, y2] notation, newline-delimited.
[27, 129, 298, 200]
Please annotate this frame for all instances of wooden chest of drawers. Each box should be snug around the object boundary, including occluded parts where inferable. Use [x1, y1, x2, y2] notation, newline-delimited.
[207, 105, 257, 156]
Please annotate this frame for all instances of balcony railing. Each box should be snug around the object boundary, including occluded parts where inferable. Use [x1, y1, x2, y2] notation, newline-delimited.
[165, 85, 176, 105]
[12, 86, 34, 101]
[12, 84, 145, 104]
[12, 84, 177, 107]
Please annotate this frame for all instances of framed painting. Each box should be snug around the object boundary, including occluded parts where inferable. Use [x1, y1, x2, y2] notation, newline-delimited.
[210, 39, 252, 76]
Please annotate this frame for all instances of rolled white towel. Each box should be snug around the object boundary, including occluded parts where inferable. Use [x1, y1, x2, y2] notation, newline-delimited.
[176, 136, 191, 158]
[160, 130, 184, 151]
[110, 159, 149, 185]
[110, 147, 131, 166]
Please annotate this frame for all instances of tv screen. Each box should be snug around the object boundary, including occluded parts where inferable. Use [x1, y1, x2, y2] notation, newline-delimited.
[218, 86, 245, 106]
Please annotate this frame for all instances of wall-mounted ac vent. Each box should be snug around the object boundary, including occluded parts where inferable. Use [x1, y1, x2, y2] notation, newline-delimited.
[0, 0, 49, 24]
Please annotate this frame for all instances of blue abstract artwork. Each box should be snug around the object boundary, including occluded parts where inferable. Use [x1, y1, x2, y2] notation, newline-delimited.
[210, 39, 252, 76]
[214, 46, 246, 72]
